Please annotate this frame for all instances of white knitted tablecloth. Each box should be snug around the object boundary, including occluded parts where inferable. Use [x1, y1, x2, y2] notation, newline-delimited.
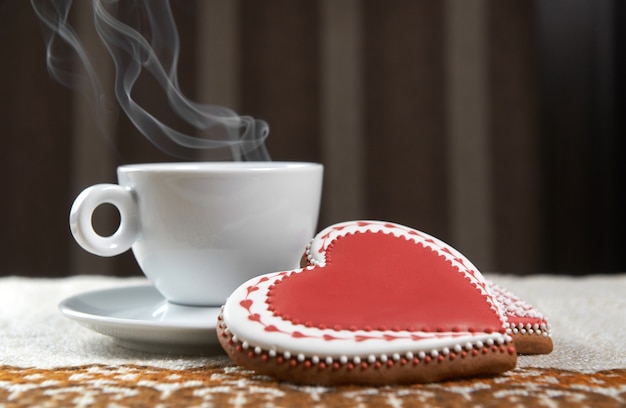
[1, 274, 625, 372]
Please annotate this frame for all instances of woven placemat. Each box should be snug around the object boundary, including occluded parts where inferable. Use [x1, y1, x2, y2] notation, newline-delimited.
[1, 364, 625, 407]
[2, 276, 625, 406]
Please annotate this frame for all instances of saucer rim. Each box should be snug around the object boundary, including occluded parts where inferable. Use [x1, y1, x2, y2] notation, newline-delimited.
[58, 284, 221, 331]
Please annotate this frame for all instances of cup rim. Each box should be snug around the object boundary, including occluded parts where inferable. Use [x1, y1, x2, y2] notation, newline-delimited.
[118, 161, 322, 173]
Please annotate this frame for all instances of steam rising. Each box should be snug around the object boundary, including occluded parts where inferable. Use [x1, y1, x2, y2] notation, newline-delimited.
[30, 0, 270, 160]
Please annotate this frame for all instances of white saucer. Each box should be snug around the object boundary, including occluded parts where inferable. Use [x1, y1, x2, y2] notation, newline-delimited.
[59, 285, 223, 355]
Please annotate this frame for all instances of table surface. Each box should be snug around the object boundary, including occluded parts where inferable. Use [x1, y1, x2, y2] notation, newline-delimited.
[1, 274, 625, 407]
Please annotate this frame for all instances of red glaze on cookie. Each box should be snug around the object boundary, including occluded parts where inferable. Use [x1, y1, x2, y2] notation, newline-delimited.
[269, 231, 502, 333]
[218, 221, 517, 385]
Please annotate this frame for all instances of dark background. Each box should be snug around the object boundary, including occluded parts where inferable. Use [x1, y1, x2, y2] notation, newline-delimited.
[0, 0, 624, 277]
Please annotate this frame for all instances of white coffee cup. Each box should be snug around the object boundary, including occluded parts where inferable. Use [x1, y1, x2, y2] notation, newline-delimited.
[69, 162, 323, 306]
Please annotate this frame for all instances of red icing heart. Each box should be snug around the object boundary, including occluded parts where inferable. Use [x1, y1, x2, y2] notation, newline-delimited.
[267, 231, 502, 333]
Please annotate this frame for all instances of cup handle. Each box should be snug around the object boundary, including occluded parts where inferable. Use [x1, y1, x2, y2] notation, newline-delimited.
[69, 184, 140, 257]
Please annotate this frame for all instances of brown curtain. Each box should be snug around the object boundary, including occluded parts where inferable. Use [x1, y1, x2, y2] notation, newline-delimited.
[1, 0, 623, 277]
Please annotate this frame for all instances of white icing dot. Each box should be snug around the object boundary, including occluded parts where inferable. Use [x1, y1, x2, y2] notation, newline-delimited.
[353, 356, 361, 365]
[297, 354, 305, 362]
[528, 329, 534, 334]
[312, 356, 320, 364]
[486, 339, 494, 346]
[283, 351, 291, 359]
[454, 344, 463, 353]
[325, 357, 333, 365]
[418, 351, 426, 360]
[242, 342, 249, 350]
[476, 341, 483, 348]
[513, 328, 519, 334]
[496, 337, 504, 345]
[254, 347, 262, 355]
[405, 351, 414, 360]
[380, 354, 388, 363]
[442, 347, 450, 355]
[232, 335, 238, 343]
[340, 356, 348, 365]
[392, 353, 401, 361]
[464, 342, 473, 351]
[368, 355, 376, 364]
[269, 350, 277, 358]
[430, 350, 439, 358]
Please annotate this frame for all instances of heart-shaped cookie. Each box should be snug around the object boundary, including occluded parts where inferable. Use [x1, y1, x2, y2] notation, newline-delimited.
[218, 221, 517, 385]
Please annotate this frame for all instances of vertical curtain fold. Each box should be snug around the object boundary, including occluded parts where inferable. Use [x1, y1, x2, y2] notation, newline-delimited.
[1, 0, 621, 276]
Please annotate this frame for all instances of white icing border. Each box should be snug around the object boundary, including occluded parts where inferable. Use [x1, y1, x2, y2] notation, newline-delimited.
[222, 221, 513, 360]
